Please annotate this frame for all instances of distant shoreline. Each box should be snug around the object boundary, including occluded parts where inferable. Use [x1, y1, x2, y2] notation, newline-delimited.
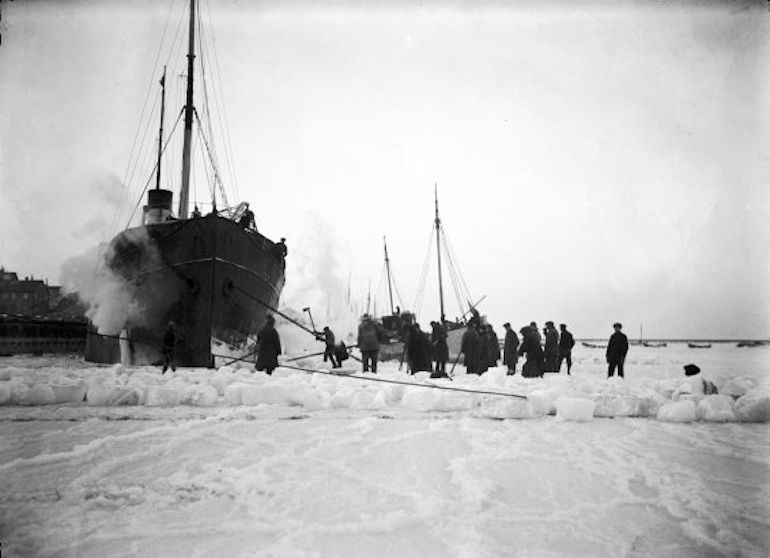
[577, 339, 769, 344]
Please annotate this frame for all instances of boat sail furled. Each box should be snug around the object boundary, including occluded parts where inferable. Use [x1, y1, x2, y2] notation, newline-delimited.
[85, 0, 285, 367]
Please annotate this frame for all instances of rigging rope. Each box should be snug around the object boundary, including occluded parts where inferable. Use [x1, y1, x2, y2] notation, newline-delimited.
[124, 109, 185, 228]
[193, 110, 227, 207]
[412, 226, 435, 318]
[203, 0, 241, 202]
[112, 0, 178, 236]
[441, 227, 473, 315]
[113, 87, 161, 232]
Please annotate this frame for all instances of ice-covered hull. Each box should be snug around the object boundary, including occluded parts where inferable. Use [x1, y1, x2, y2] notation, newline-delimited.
[85, 214, 285, 367]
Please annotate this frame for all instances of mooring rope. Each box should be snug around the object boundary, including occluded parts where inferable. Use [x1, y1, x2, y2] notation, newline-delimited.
[278, 363, 528, 400]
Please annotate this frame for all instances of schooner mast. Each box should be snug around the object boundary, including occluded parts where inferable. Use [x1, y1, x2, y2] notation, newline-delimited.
[434, 184, 446, 323]
[155, 66, 167, 191]
[178, 0, 196, 218]
[383, 236, 395, 315]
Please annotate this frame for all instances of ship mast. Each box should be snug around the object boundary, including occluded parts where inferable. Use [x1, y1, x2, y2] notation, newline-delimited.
[155, 66, 167, 191]
[383, 236, 395, 315]
[434, 184, 446, 323]
[178, 0, 196, 218]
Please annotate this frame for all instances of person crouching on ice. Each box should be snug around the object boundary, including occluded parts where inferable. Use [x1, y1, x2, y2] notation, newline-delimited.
[684, 363, 718, 396]
[256, 315, 281, 375]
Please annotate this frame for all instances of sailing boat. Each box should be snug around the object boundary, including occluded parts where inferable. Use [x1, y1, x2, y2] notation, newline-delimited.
[85, 0, 285, 367]
[640, 324, 667, 348]
[376, 236, 415, 361]
[420, 185, 483, 361]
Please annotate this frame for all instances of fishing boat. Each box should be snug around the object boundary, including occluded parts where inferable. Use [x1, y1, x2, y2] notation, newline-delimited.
[376, 236, 416, 361]
[688, 342, 712, 349]
[736, 340, 765, 348]
[85, 0, 285, 367]
[581, 342, 607, 349]
[638, 324, 667, 347]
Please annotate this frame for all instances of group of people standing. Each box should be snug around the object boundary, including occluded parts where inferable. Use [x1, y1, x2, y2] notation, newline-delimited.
[497, 321, 575, 378]
[458, 321, 502, 375]
[251, 313, 627, 381]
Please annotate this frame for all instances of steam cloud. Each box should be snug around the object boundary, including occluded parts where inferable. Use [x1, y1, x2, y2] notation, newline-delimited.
[59, 228, 171, 336]
[278, 214, 359, 356]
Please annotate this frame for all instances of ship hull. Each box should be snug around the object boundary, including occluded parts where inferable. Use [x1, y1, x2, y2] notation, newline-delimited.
[85, 214, 285, 367]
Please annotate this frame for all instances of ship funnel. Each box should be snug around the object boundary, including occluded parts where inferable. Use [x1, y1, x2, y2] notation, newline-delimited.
[143, 189, 174, 225]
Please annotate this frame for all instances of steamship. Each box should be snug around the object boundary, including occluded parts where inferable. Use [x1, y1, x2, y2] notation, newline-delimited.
[85, 0, 285, 367]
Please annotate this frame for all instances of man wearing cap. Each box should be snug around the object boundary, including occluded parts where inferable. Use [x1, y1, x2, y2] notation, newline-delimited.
[557, 324, 575, 374]
[606, 322, 629, 378]
[530, 321, 542, 345]
[519, 325, 544, 378]
[543, 321, 559, 373]
[502, 322, 519, 375]
[318, 326, 339, 368]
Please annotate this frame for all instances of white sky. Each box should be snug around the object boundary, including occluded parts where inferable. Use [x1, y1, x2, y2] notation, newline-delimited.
[1, 0, 768, 339]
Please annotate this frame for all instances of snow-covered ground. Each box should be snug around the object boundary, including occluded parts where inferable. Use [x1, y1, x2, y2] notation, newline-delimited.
[1, 343, 768, 557]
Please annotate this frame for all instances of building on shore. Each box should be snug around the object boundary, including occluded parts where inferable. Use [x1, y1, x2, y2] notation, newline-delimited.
[0, 268, 87, 355]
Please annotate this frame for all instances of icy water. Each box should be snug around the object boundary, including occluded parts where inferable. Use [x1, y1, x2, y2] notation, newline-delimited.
[1, 344, 768, 557]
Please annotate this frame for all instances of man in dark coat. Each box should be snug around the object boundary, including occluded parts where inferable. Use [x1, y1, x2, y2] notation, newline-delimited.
[518, 325, 544, 378]
[477, 324, 490, 374]
[256, 315, 281, 375]
[161, 320, 177, 374]
[406, 323, 431, 374]
[543, 321, 559, 373]
[357, 314, 383, 373]
[430, 321, 449, 375]
[557, 323, 575, 374]
[503, 322, 519, 375]
[461, 322, 481, 375]
[606, 322, 629, 378]
[487, 325, 500, 367]
[239, 202, 256, 230]
[530, 321, 542, 345]
[318, 326, 339, 368]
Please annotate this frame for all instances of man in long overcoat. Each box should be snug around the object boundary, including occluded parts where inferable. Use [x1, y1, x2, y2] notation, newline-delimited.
[606, 322, 629, 378]
[558, 323, 575, 374]
[357, 314, 383, 373]
[487, 325, 500, 367]
[406, 323, 431, 374]
[518, 325, 544, 378]
[256, 315, 281, 375]
[430, 321, 449, 375]
[543, 321, 559, 373]
[461, 322, 481, 375]
[503, 322, 519, 375]
[477, 324, 490, 374]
